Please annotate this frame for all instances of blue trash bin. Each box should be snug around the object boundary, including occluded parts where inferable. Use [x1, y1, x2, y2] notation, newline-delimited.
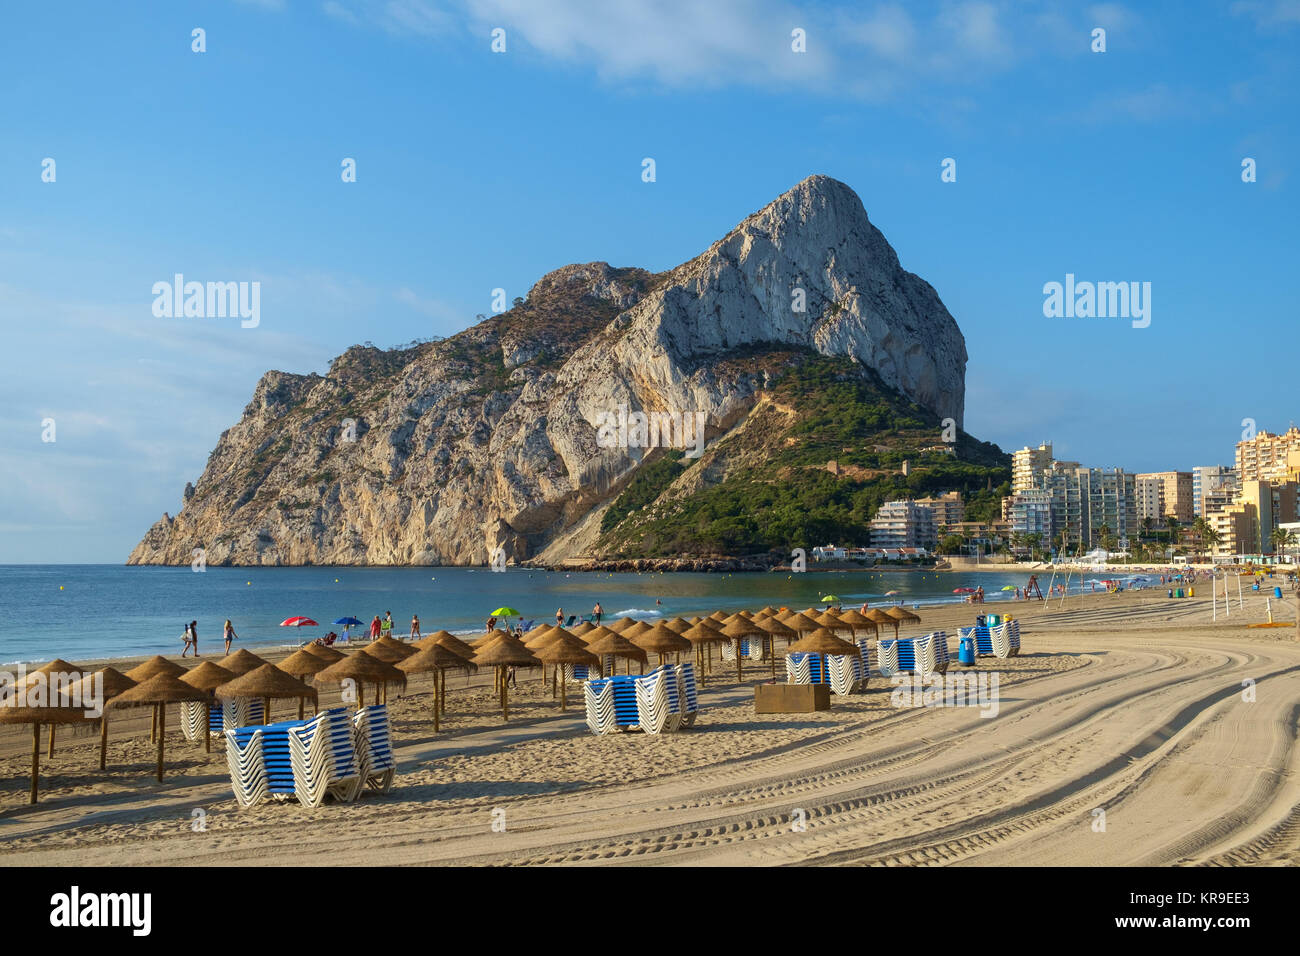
[958, 635, 976, 666]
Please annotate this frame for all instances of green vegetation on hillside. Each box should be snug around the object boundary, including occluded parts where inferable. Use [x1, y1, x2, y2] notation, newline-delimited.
[596, 352, 1010, 557]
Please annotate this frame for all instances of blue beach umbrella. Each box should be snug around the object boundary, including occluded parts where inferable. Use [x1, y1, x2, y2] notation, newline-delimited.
[334, 617, 364, 627]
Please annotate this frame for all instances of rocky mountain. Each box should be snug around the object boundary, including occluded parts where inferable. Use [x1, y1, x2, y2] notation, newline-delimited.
[128, 175, 976, 567]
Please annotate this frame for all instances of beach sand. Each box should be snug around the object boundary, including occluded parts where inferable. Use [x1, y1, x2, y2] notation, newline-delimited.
[2, 586, 1298, 866]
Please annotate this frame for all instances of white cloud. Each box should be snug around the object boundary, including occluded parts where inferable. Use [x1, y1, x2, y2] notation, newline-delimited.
[1231, 0, 1300, 28]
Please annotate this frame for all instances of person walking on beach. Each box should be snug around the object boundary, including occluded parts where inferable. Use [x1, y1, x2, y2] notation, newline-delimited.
[189, 620, 200, 656]
[369, 615, 381, 642]
[506, 665, 517, 688]
[381, 611, 393, 639]
[556, 607, 564, 627]
[592, 602, 603, 625]
[223, 619, 236, 654]
[181, 622, 194, 657]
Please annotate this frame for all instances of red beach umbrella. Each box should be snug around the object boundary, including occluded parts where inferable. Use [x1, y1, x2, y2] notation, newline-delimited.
[280, 616, 319, 627]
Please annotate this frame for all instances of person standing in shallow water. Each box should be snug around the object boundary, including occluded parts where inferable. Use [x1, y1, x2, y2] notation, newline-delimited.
[223, 619, 236, 654]
[592, 602, 603, 625]
[410, 614, 421, 640]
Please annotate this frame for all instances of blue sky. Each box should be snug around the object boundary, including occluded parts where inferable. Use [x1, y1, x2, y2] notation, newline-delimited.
[1, 0, 1297, 563]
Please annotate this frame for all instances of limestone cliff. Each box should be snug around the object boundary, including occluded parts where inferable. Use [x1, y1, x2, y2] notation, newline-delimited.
[128, 175, 970, 566]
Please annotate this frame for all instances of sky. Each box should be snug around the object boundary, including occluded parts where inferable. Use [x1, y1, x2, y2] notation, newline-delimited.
[1, 0, 1297, 563]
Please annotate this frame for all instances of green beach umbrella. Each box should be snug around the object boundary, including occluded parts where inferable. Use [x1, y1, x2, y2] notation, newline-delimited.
[1000, 585, 1017, 591]
[820, 595, 841, 603]
[490, 606, 521, 618]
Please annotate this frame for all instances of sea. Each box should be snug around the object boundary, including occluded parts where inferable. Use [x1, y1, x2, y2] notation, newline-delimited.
[0, 564, 1157, 666]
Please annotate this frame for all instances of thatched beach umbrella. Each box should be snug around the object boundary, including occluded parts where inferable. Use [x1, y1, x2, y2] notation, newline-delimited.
[681, 620, 727, 682]
[836, 608, 876, 639]
[472, 636, 540, 721]
[302, 642, 345, 663]
[630, 622, 692, 666]
[533, 638, 598, 711]
[66, 667, 136, 770]
[123, 657, 186, 742]
[780, 610, 822, 636]
[216, 664, 318, 722]
[316, 652, 407, 708]
[0, 688, 89, 804]
[708, 610, 729, 623]
[753, 614, 796, 677]
[663, 617, 692, 635]
[431, 632, 476, 660]
[398, 644, 475, 731]
[216, 648, 269, 676]
[278, 647, 332, 681]
[787, 627, 861, 657]
[882, 605, 920, 639]
[621, 620, 652, 640]
[414, 629, 460, 651]
[583, 629, 648, 676]
[19, 659, 86, 757]
[179, 661, 236, 752]
[362, 640, 417, 665]
[569, 620, 596, 637]
[109, 674, 210, 782]
[718, 616, 763, 681]
[862, 607, 895, 635]
[609, 617, 639, 633]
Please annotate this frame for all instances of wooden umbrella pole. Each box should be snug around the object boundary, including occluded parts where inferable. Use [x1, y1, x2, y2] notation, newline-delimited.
[736, 641, 743, 682]
[264, 697, 271, 723]
[561, 676, 567, 711]
[204, 703, 211, 754]
[440, 669, 446, 715]
[552, 666, 557, 699]
[100, 715, 109, 769]
[31, 721, 40, 805]
[298, 696, 305, 720]
[156, 705, 165, 783]
[150, 704, 157, 742]
[433, 672, 440, 733]
[48, 723, 56, 758]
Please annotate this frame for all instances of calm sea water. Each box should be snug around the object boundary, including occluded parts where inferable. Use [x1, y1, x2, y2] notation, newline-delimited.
[0, 564, 1140, 666]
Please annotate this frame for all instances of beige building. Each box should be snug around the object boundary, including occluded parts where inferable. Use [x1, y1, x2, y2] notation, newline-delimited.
[1210, 478, 1300, 556]
[1209, 503, 1256, 557]
[1135, 471, 1194, 523]
[1236, 426, 1300, 482]
[915, 491, 965, 529]
[1012, 443, 1055, 493]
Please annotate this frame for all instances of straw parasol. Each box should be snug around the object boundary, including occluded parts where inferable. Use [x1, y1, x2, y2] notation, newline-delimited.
[278, 647, 333, 680]
[608, 617, 639, 633]
[316, 652, 407, 707]
[124, 655, 185, 682]
[532, 637, 598, 711]
[862, 607, 895, 633]
[179, 661, 236, 752]
[0, 683, 91, 803]
[20, 659, 87, 757]
[813, 608, 845, 630]
[61, 667, 137, 771]
[472, 635, 540, 720]
[109, 674, 210, 782]
[361, 640, 417, 664]
[781, 610, 822, 635]
[621, 620, 652, 639]
[752, 614, 796, 677]
[414, 629, 460, 651]
[708, 610, 729, 622]
[216, 664, 318, 725]
[680, 620, 728, 683]
[629, 622, 692, 666]
[787, 627, 861, 657]
[216, 648, 269, 676]
[583, 629, 648, 676]
[663, 617, 692, 634]
[882, 605, 920, 638]
[569, 620, 595, 637]
[836, 608, 876, 638]
[431, 632, 476, 660]
[398, 644, 475, 731]
[302, 642, 345, 663]
[718, 616, 763, 681]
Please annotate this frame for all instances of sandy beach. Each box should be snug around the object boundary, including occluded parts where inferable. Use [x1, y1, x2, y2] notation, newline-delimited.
[2, 586, 1298, 866]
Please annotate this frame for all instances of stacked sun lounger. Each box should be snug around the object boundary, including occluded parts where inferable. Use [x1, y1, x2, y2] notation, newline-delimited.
[876, 632, 950, 678]
[963, 624, 994, 657]
[225, 704, 395, 809]
[720, 639, 765, 662]
[785, 651, 865, 696]
[981, 620, 1021, 658]
[288, 707, 362, 808]
[352, 704, 397, 793]
[562, 662, 598, 682]
[583, 663, 698, 735]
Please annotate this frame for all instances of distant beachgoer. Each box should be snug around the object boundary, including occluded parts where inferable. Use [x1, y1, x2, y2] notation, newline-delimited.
[381, 612, 393, 639]
[656, 598, 662, 606]
[223, 619, 236, 654]
[342, 620, 354, 642]
[556, 608, 564, 626]
[410, 615, 421, 640]
[487, 616, 497, 633]
[507, 666, 517, 688]
[593, 603, 603, 625]
[369, 616, 381, 642]
[181, 622, 193, 657]
[190, 620, 199, 657]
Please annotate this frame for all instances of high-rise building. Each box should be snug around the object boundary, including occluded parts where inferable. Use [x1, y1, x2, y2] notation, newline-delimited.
[1235, 426, 1300, 482]
[1012, 443, 1055, 493]
[1135, 471, 1194, 523]
[869, 500, 937, 549]
[1045, 466, 1138, 549]
[1192, 465, 1236, 517]
[1003, 489, 1052, 542]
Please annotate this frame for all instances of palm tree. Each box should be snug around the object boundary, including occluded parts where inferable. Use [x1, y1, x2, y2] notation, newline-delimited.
[1024, 532, 1043, 562]
[1202, 526, 1222, 558]
[1141, 516, 1154, 541]
[1270, 527, 1296, 564]
[1192, 517, 1210, 560]
[1166, 516, 1180, 548]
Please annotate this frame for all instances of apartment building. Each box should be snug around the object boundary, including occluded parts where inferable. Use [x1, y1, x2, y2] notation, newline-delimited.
[1135, 471, 1194, 523]
[1235, 426, 1300, 482]
[869, 500, 937, 549]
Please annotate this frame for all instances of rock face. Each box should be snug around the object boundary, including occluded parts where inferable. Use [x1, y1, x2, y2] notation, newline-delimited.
[128, 175, 968, 566]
